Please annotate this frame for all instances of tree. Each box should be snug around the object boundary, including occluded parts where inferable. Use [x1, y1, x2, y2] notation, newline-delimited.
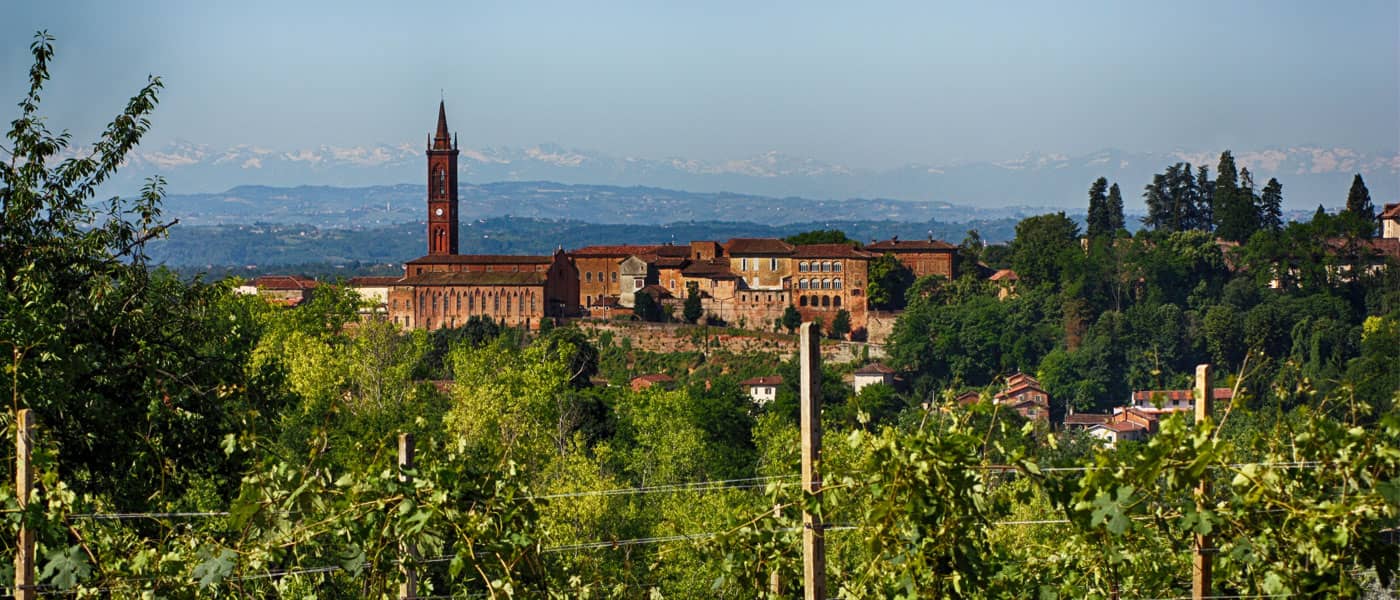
[958, 229, 984, 270]
[633, 290, 665, 322]
[1106, 182, 1125, 232]
[1086, 177, 1112, 238]
[867, 253, 915, 310]
[1345, 173, 1375, 237]
[830, 309, 852, 339]
[682, 281, 703, 323]
[781, 304, 802, 333]
[1215, 151, 1259, 242]
[1258, 177, 1284, 232]
[0, 32, 280, 508]
[1010, 212, 1081, 286]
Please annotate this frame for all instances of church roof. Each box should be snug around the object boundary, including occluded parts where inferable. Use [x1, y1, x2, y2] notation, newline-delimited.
[432, 100, 452, 150]
[571, 244, 666, 257]
[405, 254, 553, 265]
[398, 271, 547, 286]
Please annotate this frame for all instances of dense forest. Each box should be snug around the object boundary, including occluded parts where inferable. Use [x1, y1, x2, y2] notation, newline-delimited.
[3, 33, 1398, 598]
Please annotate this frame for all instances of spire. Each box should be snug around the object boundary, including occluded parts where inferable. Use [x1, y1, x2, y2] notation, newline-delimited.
[432, 100, 451, 150]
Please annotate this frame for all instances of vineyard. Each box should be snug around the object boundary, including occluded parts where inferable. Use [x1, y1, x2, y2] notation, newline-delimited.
[3, 31, 1399, 599]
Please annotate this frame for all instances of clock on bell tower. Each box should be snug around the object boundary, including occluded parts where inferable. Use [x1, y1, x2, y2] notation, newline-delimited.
[426, 100, 459, 255]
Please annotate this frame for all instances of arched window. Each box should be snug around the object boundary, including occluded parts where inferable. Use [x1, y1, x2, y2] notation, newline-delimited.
[597, 271, 604, 282]
[800, 296, 808, 307]
[436, 168, 446, 196]
[518, 295, 524, 313]
[822, 279, 831, 290]
[456, 293, 462, 311]
[468, 294, 474, 311]
[799, 261, 809, 272]
[531, 293, 537, 313]
[824, 261, 834, 272]
[833, 261, 843, 272]
[821, 295, 831, 307]
[493, 294, 500, 312]
[799, 278, 809, 290]
[834, 278, 843, 290]
[419, 294, 425, 310]
[834, 296, 842, 308]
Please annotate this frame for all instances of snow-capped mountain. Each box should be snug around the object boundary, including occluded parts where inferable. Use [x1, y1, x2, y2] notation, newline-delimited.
[96, 142, 1398, 210]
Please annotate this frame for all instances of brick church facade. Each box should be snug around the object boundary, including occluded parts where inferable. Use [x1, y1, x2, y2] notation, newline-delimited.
[384, 103, 579, 330]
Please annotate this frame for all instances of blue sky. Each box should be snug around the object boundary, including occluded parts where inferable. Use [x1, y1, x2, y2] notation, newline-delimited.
[3, 1, 1397, 168]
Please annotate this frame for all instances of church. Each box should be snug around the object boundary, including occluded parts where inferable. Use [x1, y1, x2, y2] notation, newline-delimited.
[383, 103, 579, 330]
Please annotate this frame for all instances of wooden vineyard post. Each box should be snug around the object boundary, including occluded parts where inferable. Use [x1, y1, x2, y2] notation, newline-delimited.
[769, 503, 782, 597]
[398, 433, 417, 600]
[15, 409, 36, 600]
[799, 322, 826, 600]
[1192, 364, 1213, 600]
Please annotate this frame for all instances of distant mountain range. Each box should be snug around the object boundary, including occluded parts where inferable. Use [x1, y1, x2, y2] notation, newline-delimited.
[157, 181, 1065, 228]
[107, 142, 1398, 211]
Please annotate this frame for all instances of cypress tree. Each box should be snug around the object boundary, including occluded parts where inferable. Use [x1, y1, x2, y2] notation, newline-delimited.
[1196, 165, 1214, 229]
[1142, 174, 1169, 231]
[1214, 151, 1239, 232]
[1259, 178, 1283, 232]
[1106, 183, 1125, 232]
[1086, 177, 1110, 237]
[1345, 174, 1375, 236]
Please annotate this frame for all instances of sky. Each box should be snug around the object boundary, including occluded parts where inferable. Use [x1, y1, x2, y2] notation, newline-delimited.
[2, 0, 1397, 169]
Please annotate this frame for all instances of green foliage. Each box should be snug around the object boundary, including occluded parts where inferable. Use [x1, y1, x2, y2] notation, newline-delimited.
[780, 304, 802, 333]
[829, 309, 851, 340]
[683, 281, 703, 323]
[1345, 173, 1375, 235]
[633, 290, 666, 322]
[1010, 212, 1080, 287]
[1086, 177, 1112, 238]
[867, 253, 915, 310]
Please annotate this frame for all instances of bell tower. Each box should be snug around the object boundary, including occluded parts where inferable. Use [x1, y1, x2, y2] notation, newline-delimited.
[426, 100, 459, 255]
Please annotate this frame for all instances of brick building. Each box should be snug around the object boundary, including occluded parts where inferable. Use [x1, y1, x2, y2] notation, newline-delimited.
[792, 243, 875, 333]
[866, 237, 958, 280]
[384, 103, 579, 330]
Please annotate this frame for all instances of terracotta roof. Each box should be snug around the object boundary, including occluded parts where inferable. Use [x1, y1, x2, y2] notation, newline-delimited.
[725, 238, 795, 255]
[854, 363, 895, 375]
[989, 269, 1019, 282]
[740, 376, 784, 386]
[1131, 388, 1234, 403]
[1322, 237, 1400, 261]
[631, 374, 675, 383]
[347, 276, 402, 286]
[405, 254, 553, 265]
[682, 259, 738, 279]
[1381, 203, 1400, 219]
[792, 244, 878, 259]
[955, 390, 983, 405]
[571, 244, 666, 258]
[655, 245, 694, 257]
[398, 271, 547, 286]
[652, 256, 689, 268]
[1063, 413, 1111, 426]
[636, 285, 674, 299]
[251, 275, 318, 290]
[1096, 420, 1148, 433]
[867, 238, 956, 252]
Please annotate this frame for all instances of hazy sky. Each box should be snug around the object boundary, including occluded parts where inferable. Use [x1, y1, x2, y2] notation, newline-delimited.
[3, 1, 1397, 168]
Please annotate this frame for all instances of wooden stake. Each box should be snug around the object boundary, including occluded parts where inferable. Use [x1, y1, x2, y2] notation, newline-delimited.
[1192, 364, 1213, 600]
[15, 409, 35, 600]
[769, 503, 782, 597]
[799, 322, 826, 600]
[398, 433, 417, 600]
